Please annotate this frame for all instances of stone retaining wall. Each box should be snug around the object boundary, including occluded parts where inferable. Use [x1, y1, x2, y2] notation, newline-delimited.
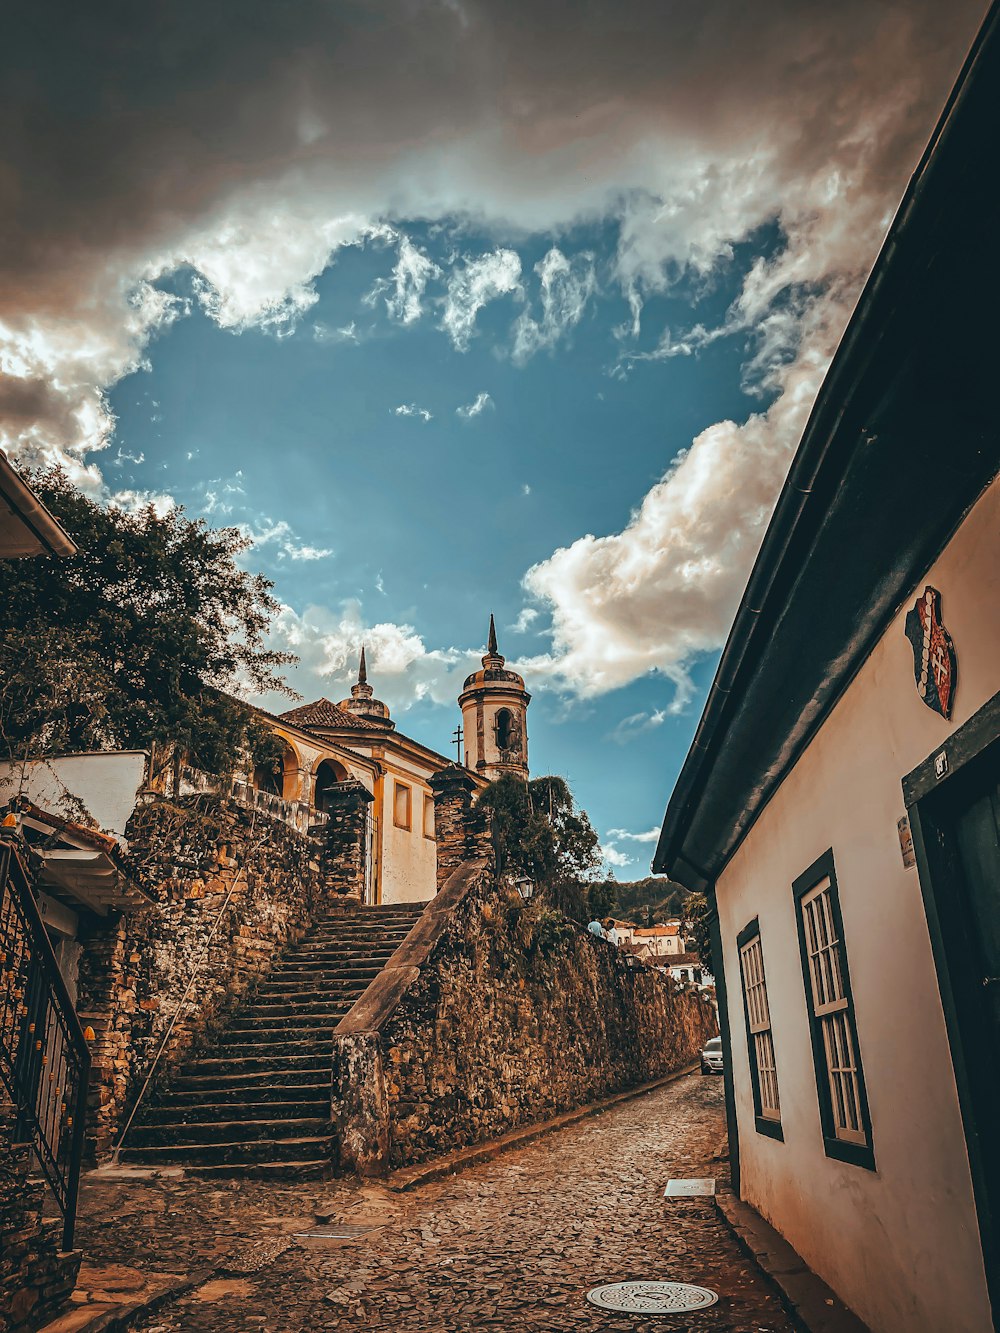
[332, 860, 717, 1174]
[76, 795, 331, 1159]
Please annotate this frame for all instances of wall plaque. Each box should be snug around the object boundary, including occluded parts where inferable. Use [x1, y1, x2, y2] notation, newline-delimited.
[904, 586, 957, 719]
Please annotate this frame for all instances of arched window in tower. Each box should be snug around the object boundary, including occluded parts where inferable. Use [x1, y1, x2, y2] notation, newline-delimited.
[495, 708, 514, 752]
[314, 758, 349, 812]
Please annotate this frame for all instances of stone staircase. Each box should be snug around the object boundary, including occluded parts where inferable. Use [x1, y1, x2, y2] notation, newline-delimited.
[120, 902, 426, 1176]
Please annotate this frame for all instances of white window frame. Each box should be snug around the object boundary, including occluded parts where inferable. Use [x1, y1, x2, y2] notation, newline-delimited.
[738, 923, 782, 1134]
[793, 851, 874, 1169]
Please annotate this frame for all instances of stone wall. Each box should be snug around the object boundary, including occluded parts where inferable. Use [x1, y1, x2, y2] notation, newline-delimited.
[0, 1102, 81, 1332]
[76, 794, 330, 1159]
[332, 860, 717, 1174]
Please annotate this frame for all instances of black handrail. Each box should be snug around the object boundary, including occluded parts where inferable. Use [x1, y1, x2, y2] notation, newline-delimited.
[0, 836, 90, 1250]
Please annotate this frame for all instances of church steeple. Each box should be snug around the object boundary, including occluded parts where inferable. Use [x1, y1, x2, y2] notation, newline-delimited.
[482, 613, 505, 670]
[338, 644, 393, 727]
[458, 611, 531, 779]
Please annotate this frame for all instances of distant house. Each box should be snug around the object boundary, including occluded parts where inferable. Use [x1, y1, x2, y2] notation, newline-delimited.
[653, 13, 1000, 1332]
[631, 921, 686, 959]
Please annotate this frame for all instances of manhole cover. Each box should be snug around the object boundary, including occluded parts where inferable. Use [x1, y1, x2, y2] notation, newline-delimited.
[664, 1177, 716, 1197]
[586, 1281, 719, 1313]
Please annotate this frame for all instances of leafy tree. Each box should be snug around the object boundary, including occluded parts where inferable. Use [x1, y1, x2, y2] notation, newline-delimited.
[686, 892, 714, 969]
[0, 467, 295, 774]
[478, 773, 602, 920]
[587, 879, 617, 921]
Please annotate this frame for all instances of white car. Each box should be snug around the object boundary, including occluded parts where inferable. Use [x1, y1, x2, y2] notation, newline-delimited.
[700, 1036, 724, 1075]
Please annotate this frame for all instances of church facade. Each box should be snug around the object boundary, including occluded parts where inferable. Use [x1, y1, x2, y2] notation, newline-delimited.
[258, 622, 531, 905]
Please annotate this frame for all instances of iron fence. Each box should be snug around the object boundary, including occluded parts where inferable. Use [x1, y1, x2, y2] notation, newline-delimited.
[0, 837, 90, 1250]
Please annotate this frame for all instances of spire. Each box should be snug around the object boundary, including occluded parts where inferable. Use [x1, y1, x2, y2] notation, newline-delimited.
[358, 644, 367, 686]
[482, 612, 505, 670]
[350, 645, 374, 702]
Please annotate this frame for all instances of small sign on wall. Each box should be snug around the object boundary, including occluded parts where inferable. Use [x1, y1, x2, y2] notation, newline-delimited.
[897, 815, 916, 869]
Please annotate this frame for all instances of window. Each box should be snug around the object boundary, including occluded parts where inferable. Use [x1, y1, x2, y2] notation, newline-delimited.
[737, 919, 782, 1140]
[393, 781, 411, 830]
[423, 793, 435, 840]
[793, 851, 875, 1169]
[495, 708, 513, 750]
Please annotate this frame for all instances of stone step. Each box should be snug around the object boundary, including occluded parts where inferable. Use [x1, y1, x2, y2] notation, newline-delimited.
[121, 1133, 335, 1167]
[249, 988, 365, 1006]
[183, 1157, 332, 1180]
[199, 1038, 333, 1060]
[221, 1018, 354, 1039]
[155, 1081, 329, 1108]
[179, 1051, 330, 1076]
[229, 1003, 358, 1022]
[129, 1114, 330, 1148]
[169, 1067, 327, 1093]
[140, 1097, 329, 1126]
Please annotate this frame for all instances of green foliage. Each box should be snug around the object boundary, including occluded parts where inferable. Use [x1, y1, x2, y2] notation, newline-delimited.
[0, 468, 296, 771]
[591, 873, 690, 925]
[685, 892, 714, 968]
[478, 773, 602, 921]
[587, 879, 617, 920]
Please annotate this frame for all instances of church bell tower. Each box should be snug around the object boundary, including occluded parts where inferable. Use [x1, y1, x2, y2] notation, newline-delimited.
[458, 614, 530, 781]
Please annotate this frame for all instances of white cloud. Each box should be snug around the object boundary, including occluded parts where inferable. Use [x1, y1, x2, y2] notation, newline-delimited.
[376, 235, 442, 324]
[606, 827, 660, 844]
[601, 843, 635, 870]
[510, 607, 538, 633]
[456, 391, 494, 419]
[264, 600, 482, 716]
[394, 403, 433, 422]
[239, 517, 333, 563]
[512, 248, 596, 362]
[442, 249, 522, 351]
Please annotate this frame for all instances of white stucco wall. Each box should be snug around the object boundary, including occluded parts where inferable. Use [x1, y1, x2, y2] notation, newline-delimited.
[0, 751, 148, 845]
[716, 476, 1000, 1332]
[379, 753, 437, 904]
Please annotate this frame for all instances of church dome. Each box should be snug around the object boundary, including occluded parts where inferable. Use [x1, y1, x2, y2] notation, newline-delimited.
[459, 616, 528, 695]
[337, 647, 394, 727]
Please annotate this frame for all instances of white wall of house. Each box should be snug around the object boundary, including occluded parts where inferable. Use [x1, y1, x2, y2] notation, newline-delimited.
[0, 751, 148, 845]
[715, 476, 1000, 1332]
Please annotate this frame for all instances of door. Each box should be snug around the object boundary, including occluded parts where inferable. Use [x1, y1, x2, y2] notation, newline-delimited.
[909, 733, 1000, 1320]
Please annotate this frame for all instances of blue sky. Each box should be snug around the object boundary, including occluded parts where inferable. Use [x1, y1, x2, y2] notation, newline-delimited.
[103, 220, 775, 871]
[2, 0, 978, 872]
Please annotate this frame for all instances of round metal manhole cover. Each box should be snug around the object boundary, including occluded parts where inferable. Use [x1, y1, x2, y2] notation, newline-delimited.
[586, 1281, 719, 1314]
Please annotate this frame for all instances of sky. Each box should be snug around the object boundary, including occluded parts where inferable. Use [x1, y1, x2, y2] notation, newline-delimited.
[1, 0, 987, 874]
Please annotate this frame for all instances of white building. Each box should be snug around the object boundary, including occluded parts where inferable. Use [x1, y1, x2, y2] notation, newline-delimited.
[654, 16, 1000, 1332]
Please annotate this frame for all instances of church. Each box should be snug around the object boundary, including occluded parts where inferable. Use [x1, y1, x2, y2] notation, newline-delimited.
[257, 615, 531, 905]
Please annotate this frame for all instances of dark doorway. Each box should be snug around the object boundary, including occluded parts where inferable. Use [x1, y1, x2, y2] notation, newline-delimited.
[315, 759, 349, 813]
[907, 694, 1000, 1323]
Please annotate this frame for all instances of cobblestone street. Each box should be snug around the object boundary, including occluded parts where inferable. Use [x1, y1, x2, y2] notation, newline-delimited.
[72, 1074, 792, 1332]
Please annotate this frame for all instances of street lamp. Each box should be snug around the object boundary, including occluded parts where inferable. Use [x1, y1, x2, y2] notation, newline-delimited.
[513, 876, 534, 901]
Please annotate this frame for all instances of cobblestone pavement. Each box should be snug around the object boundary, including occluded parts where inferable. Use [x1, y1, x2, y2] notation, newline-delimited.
[75, 1074, 792, 1332]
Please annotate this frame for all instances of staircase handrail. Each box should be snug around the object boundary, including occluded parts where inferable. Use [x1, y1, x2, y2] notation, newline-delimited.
[0, 834, 91, 1250]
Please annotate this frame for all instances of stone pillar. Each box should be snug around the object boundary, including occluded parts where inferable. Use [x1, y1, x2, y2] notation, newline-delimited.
[430, 766, 494, 893]
[320, 780, 375, 901]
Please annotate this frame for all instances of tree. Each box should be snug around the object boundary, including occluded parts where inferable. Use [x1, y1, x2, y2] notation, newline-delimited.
[478, 773, 602, 919]
[686, 892, 714, 969]
[0, 467, 295, 774]
[587, 879, 617, 921]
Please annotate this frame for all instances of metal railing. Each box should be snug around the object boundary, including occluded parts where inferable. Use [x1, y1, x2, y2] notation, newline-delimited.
[0, 837, 90, 1250]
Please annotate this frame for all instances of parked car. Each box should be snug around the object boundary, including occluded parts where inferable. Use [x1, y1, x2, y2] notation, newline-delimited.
[700, 1036, 724, 1075]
